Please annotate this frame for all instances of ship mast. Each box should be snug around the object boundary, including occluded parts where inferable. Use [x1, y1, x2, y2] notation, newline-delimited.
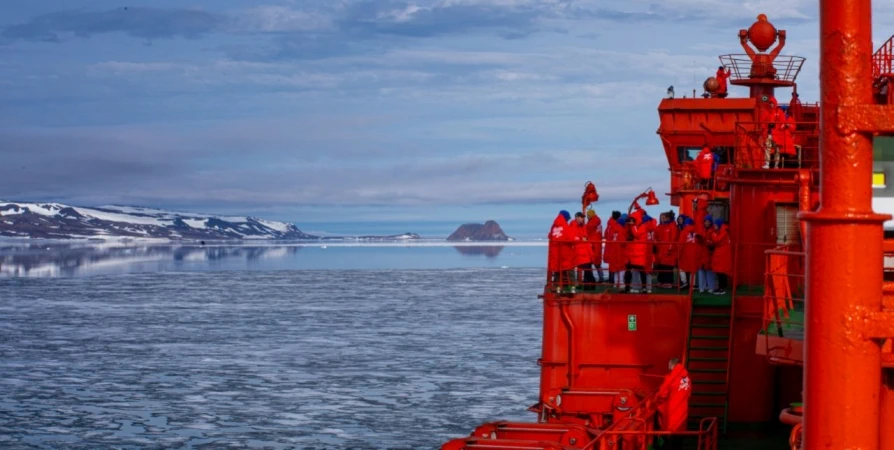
[720, 14, 804, 101]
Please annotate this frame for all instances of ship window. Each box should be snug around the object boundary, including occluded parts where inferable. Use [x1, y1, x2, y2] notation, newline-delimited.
[677, 146, 734, 164]
[678, 147, 701, 162]
[707, 200, 729, 223]
[776, 203, 801, 245]
[874, 136, 894, 161]
[713, 146, 734, 165]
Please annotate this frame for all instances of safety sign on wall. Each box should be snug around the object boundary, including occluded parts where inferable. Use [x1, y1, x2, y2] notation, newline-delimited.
[628, 314, 637, 331]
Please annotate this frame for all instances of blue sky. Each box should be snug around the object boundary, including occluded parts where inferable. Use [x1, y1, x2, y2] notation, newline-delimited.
[2, 1, 894, 237]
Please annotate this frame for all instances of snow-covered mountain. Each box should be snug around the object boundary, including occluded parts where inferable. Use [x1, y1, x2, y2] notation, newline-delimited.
[0, 202, 321, 240]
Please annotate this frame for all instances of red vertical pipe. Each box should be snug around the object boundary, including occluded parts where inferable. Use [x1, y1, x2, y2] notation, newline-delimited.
[800, 1, 885, 449]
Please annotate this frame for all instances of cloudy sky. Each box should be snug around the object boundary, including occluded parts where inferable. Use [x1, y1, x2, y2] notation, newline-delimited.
[1, 1, 893, 236]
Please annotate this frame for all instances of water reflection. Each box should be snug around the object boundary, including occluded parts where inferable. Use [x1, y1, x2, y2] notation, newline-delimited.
[0, 241, 546, 276]
[0, 243, 300, 277]
[453, 246, 505, 258]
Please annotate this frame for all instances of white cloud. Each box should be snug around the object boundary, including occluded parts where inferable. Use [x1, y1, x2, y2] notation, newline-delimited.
[90, 61, 183, 73]
[234, 5, 333, 32]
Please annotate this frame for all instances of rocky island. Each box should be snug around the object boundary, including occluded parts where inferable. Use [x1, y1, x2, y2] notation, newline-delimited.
[446, 220, 512, 241]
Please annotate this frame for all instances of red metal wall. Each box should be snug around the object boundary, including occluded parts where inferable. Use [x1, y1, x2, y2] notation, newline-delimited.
[538, 294, 691, 419]
[730, 183, 799, 286]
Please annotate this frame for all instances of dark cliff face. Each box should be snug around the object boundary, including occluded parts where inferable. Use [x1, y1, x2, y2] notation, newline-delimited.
[446, 220, 511, 241]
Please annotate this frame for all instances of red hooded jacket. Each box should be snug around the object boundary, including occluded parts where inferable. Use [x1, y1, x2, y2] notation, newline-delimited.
[655, 221, 679, 266]
[642, 218, 658, 271]
[716, 67, 730, 94]
[626, 218, 649, 268]
[604, 219, 627, 272]
[585, 213, 603, 265]
[777, 113, 797, 156]
[569, 220, 593, 267]
[548, 213, 574, 272]
[695, 146, 714, 180]
[658, 363, 692, 432]
[677, 222, 703, 273]
[709, 222, 732, 275]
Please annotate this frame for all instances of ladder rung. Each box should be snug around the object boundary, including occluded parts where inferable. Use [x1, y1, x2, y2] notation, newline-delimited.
[690, 346, 728, 351]
[693, 313, 731, 318]
[691, 335, 728, 340]
[692, 324, 731, 329]
[688, 357, 728, 362]
[689, 368, 727, 373]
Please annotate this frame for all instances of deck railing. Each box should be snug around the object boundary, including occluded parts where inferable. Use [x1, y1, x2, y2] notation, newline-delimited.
[719, 54, 806, 83]
[731, 120, 819, 171]
[762, 248, 806, 366]
[873, 35, 894, 80]
[545, 239, 705, 295]
[580, 388, 719, 450]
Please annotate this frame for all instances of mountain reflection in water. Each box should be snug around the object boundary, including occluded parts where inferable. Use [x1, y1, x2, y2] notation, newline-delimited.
[453, 246, 504, 258]
[0, 241, 542, 276]
[0, 243, 299, 277]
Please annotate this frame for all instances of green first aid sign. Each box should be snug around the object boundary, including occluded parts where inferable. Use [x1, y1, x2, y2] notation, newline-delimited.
[628, 314, 637, 331]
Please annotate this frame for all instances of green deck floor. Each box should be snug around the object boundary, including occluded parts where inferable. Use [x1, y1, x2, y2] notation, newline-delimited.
[762, 309, 805, 338]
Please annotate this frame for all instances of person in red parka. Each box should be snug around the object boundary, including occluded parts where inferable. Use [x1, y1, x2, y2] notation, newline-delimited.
[570, 212, 595, 287]
[604, 211, 626, 290]
[789, 91, 802, 121]
[655, 212, 679, 288]
[585, 209, 605, 283]
[641, 213, 658, 293]
[658, 357, 692, 450]
[695, 146, 715, 190]
[715, 66, 731, 98]
[698, 215, 717, 293]
[624, 214, 649, 293]
[676, 215, 699, 290]
[709, 218, 732, 294]
[761, 96, 786, 168]
[548, 210, 574, 290]
[776, 111, 797, 168]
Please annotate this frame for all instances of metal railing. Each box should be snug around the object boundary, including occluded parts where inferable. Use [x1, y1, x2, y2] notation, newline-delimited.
[873, 35, 894, 80]
[719, 54, 806, 83]
[580, 388, 719, 450]
[545, 239, 699, 295]
[732, 121, 819, 170]
[762, 248, 806, 364]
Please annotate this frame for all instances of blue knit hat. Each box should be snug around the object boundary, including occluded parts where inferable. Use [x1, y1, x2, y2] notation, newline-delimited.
[714, 218, 725, 227]
[559, 210, 571, 221]
[643, 214, 654, 223]
[704, 214, 714, 223]
[618, 214, 628, 226]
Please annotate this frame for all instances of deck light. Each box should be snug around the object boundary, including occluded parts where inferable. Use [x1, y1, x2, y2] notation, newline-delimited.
[646, 189, 660, 205]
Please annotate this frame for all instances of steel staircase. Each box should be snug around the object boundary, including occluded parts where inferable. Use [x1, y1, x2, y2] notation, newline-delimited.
[685, 296, 732, 434]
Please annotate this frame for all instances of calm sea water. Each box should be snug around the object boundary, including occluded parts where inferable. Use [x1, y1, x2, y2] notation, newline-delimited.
[0, 242, 548, 449]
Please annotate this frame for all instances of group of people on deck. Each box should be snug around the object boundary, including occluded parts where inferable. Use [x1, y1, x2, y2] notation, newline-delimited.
[761, 95, 800, 169]
[548, 200, 731, 294]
